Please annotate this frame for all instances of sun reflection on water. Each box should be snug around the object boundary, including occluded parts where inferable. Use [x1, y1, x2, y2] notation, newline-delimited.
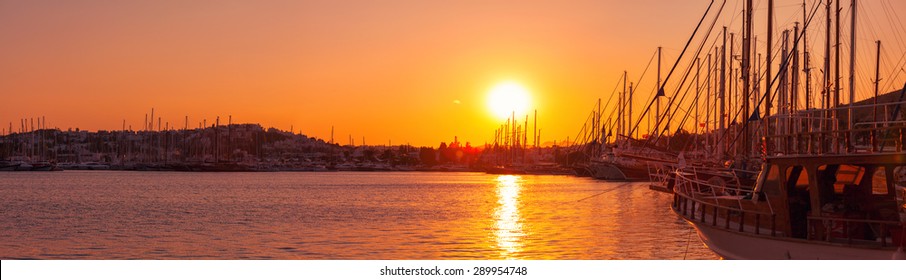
[494, 175, 524, 259]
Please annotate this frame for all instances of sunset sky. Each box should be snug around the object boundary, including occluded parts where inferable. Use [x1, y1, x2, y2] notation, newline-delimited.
[2, 0, 904, 147]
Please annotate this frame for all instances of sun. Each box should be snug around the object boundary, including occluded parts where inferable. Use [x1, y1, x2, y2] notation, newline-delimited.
[487, 81, 532, 121]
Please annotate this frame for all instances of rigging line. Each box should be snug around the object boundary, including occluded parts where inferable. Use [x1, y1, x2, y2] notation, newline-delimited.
[683, 226, 694, 260]
[640, 1, 727, 150]
[878, 1, 906, 67]
[878, 82, 906, 152]
[629, 46, 708, 141]
[883, 0, 906, 45]
[598, 72, 630, 123]
[663, 58, 706, 140]
[880, 54, 906, 93]
[623, 49, 661, 135]
[655, 33, 722, 136]
[717, 6, 816, 150]
[721, 0, 823, 156]
[628, 0, 725, 140]
[609, 50, 657, 139]
[647, 7, 725, 150]
[603, 49, 659, 140]
[569, 77, 620, 154]
[679, 64, 720, 152]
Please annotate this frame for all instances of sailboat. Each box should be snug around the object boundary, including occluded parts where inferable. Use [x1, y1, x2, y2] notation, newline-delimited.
[670, 0, 906, 259]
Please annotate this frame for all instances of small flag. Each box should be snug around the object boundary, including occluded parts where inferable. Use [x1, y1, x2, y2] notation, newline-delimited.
[748, 108, 761, 121]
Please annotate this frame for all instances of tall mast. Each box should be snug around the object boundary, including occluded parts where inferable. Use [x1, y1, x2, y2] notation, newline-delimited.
[871, 40, 881, 151]
[533, 110, 537, 148]
[803, 0, 811, 111]
[793, 23, 800, 117]
[705, 54, 713, 154]
[743, 0, 752, 157]
[793, 23, 800, 153]
[620, 70, 629, 139]
[657, 46, 663, 141]
[848, 0, 857, 151]
[523, 114, 528, 162]
[731, 32, 736, 131]
[804, 0, 812, 154]
[781, 30, 790, 153]
[695, 57, 701, 148]
[618, 82, 623, 140]
[834, 0, 841, 153]
[824, 0, 833, 153]
[629, 82, 634, 139]
[720, 27, 727, 157]
[765, 0, 774, 156]
[873, 40, 880, 151]
[597, 98, 602, 144]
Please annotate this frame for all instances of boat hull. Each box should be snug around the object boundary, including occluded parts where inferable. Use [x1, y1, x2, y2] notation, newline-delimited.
[589, 162, 648, 181]
[679, 213, 902, 260]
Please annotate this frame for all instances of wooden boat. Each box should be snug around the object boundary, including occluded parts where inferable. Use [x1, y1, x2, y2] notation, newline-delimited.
[672, 152, 906, 259]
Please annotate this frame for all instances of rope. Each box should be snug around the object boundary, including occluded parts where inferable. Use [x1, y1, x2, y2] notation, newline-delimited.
[683, 226, 694, 260]
[576, 183, 631, 202]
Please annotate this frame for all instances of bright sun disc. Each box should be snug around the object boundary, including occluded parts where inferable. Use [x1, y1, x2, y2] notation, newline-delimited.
[487, 81, 531, 120]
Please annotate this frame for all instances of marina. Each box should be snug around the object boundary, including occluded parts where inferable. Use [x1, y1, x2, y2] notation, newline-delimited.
[2, 0, 906, 263]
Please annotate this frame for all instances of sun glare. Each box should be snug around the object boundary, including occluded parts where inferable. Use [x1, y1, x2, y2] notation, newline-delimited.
[487, 81, 532, 121]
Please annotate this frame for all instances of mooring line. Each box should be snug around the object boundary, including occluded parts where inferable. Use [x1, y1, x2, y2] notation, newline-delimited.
[576, 182, 632, 202]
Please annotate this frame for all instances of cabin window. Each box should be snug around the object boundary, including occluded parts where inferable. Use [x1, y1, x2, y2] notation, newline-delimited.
[761, 165, 781, 196]
[871, 166, 888, 195]
[786, 166, 810, 191]
[818, 164, 865, 194]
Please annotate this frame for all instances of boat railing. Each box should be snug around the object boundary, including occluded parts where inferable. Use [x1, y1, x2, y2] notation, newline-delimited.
[647, 162, 675, 191]
[673, 168, 780, 237]
[806, 215, 904, 248]
[761, 104, 906, 156]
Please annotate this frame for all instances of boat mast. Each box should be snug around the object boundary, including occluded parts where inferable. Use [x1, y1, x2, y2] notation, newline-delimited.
[765, 0, 774, 156]
[705, 53, 713, 153]
[873, 40, 880, 151]
[619, 70, 629, 139]
[834, 0, 841, 153]
[720, 27, 727, 157]
[804, 0, 812, 153]
[781, 29, 790, 153]
[657, 46, 663, 143]
[793, 23, 800, 142]
[523, 115, 528, 163]
[730, 31, 736, 152]
[824, 0, 832, 154]
[618, 82, 623, 142]
[848, 0, 856, 151]
[695, 57, 701, 150]
[629, 82, 634, 140]
[743, 0, 752, 158]
[533, 109, 537, 149]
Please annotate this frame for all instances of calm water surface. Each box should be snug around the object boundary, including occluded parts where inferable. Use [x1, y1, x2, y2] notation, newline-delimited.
[0, 171, 717, 259]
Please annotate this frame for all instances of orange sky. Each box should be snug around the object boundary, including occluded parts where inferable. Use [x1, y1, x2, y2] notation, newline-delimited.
[2, 0, 904, 147]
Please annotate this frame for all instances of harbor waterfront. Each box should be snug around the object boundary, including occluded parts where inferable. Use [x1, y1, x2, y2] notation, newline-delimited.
[0, 171, 717, 260]
[3, 0, 906, 267]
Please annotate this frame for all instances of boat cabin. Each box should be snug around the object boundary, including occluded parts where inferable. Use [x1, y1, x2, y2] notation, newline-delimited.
[755, 153, 905, 245]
